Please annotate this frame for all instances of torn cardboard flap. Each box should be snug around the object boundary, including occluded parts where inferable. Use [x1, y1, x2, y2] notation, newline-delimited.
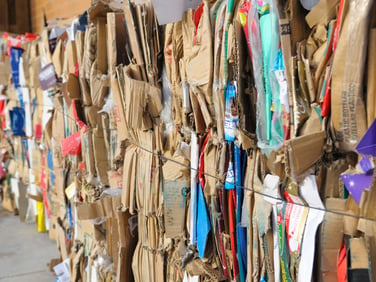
[285, 130, 326, 182]
[76, 201, 105, 221]
[162, 155, 190, 180]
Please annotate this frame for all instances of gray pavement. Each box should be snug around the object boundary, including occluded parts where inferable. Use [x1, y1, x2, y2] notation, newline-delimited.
[0, 206, 59, 282]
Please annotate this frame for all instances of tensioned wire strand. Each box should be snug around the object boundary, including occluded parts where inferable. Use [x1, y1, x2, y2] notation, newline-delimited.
[11, 101, 376, 223]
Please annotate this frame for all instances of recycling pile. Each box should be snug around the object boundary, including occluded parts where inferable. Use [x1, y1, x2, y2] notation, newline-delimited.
[0, 0, 376, 281]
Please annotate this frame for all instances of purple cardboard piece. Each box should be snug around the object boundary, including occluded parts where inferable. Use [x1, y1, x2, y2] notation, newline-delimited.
[341, 173, 373, 205]
[356, 119, 376, 157]
[359, 156, 374, 174]
[38, 63, 57, 90]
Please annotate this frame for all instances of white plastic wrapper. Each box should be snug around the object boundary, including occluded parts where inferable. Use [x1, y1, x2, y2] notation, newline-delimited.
[160, 67, 174, 136]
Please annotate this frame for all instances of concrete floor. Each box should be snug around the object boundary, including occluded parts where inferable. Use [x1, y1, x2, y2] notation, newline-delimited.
[0, 206, 59, 282]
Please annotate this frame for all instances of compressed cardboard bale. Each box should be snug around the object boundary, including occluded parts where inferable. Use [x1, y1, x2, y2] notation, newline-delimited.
[85, 106, 109, 185]
[0, 56, 10, 85]
[112, 68, 129, 143]
[107, 12, 128, 75]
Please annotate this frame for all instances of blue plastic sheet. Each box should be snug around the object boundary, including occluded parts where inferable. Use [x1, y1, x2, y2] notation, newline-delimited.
[197, 183, 211, 259]
[9, 107, 25, 136]
[10, 47, 24, 88]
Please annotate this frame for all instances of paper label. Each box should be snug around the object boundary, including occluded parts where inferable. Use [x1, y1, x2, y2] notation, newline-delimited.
[284, 202, 308, 253]
[65, 182, 76, 200]
[224, 161, 235, 190]
[224, 83, 238, 142]
[163, 180, 187, 238]
[53, 258, 70, 282]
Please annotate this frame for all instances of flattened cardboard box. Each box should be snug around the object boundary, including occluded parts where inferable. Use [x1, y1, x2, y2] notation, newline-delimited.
[2, 179, 15, 213]
[0, 57, 11, 85]
[319, 198, 346, 282]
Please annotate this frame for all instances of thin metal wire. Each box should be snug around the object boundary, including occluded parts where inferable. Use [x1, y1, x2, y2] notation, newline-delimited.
[133, 143, 376, 223]
[12, 101, 376, 222]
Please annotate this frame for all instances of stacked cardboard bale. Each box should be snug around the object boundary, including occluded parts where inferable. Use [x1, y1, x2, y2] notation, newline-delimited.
[0, 0, 376, 281]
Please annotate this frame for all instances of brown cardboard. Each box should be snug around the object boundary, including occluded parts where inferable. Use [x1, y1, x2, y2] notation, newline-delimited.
[81, 129, 96, 185]
[204, 139, 217, 196]
[367, 28, 376, 127]
[110, 197, 121, 275]
[107, 12, 118, 75]
[108, 169, 123, 189]
[107, 13, 127, 75]
[49, 214, 58, 241]
[349, 237, 368, 269]
[77, 31, 92, 106]
[90, 61, 109, 109]
[164, 22, 184, 130]
[96, 17, 108, 74]
[0, 138, 13, 159]
[76, 201, 105, 220]
[343, 196, 360, 236]
[66, 40, 78, 75]
[2, 179, 15, 213]
[67, 74, 81, 100]
[121, 66, 161, 130]
[13, 137, 24, 178]
[52, 96, 66, 145]
[57, 222, 68, 260]
[123, 0, 147, 81]
[121, 145, 137, 211]
[75, 30, 84, 69]
[31, 148, 42, 184]
[162, 180, 187, 238]
[116, 208, 138, 282]
[22, 161, 29, 186]
[321, 158, 349, 199]
[299, 104, 322, 135]
[28, 53, 40, 89]
[70, 244, 84, 282]
[112, 69, 129, 143]
[40, 29, 53, 65]
[17, 182, 28, 222]
[44, 114, 53, 151]
[75, 219, 105, 243]
[331, 0, 372, 151]
[284, 0, 311, 55]
[365, 223, 376, 282]
[285, 131, 326, 182]
[54, 168, 67, 220]
[305, 0, 340, 28]
[93, 129, 110, 186]
[52, 39, 63, 77]
[7, 159, 17, 176]
[319, 198, 346, 282]
[28, 193, 43, 202]
[0, 56, 10, 85]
